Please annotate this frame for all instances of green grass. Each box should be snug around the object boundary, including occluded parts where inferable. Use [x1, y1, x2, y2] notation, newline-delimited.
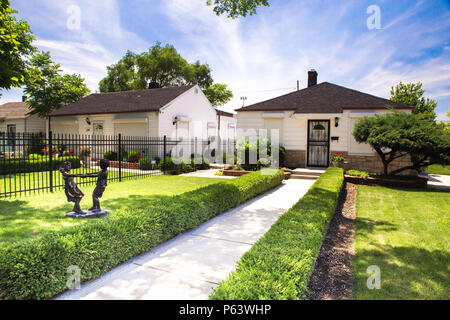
[0, 170, 284, 299]
[353, 186, 450, 300]
[210, 167, 344, 300]
[0, 168, 99, 195]
[0, 175, 221, 247]
[427, 164, 450, 175]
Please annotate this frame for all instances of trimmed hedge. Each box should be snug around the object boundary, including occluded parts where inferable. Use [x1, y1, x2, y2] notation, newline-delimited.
[210, 167, 344, 300]
[0, 156, 81, 175]
[0, 170, 284, 300]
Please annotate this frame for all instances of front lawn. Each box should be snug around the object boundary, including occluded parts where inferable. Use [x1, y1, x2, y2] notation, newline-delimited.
[427, 164, 450, 175]
[0, 170, 284, 299]
[353, 186, 450, 300]
[0, 175, 221, 246]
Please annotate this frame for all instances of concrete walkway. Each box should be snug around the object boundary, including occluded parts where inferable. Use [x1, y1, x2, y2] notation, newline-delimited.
[427, 174, 450, 191]
[55, 178, 315, 300]
[180, 169, 236, 179]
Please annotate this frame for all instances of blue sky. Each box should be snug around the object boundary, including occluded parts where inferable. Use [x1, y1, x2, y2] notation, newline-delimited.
[2, 0, 450, 120]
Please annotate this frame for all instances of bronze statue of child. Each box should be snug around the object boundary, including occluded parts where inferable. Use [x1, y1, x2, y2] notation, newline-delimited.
[59, 159, 110, 215]
[82, 159, 110, 212]
[59, 161, 85, 215]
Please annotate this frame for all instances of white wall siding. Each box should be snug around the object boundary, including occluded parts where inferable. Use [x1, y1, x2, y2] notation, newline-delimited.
[283, 113, 305, 150]
[236, 108, 412, 154]
[159, 85, 217, 140]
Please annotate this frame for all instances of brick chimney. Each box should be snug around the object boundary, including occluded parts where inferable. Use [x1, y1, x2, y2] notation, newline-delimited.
[308, 69, 318, 87]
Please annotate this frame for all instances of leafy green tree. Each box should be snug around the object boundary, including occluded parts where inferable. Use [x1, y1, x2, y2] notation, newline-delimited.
[0, 0, 36, 92]
[24, 51, 90, 117]
[204, 83, 233, 106]
[99, 43, 233, 106]
[98, 51, 139, 92]
[353, 111, 450, 175]
[390, 82, 437, 117]
[206, 0, 270, 18]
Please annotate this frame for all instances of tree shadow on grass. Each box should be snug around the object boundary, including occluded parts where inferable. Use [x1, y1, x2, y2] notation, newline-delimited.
[354, 245, 450, 300]
[356, 217, 398, 234]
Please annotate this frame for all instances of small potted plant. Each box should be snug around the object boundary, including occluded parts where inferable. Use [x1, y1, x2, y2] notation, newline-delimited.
[330, 153, 347, 168]
[80, 146, 92, 167]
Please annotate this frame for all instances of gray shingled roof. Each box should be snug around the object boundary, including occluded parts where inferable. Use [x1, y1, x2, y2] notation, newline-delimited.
[216, 109, 234, 117]
[235, 82, 414, 113]
[50, 85, 195, 117]
[0, 102, 31, 119]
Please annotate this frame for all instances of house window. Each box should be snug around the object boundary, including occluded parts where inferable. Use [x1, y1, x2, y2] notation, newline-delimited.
[7, 124, 16, 146]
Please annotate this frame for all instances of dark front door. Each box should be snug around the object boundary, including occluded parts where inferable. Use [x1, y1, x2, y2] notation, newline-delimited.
[307, 120, 330, 167]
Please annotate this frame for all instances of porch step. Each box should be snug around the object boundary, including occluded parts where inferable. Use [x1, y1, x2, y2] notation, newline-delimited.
[289, 174, 318, 180]
[290, 168, 325, 177]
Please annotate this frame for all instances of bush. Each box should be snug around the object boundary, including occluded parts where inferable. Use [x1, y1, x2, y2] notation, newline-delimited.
[191, 157, 210, 170]
[0, 156, 81, 175]
[0, 170, 284, 300]
[210, 167, 344, 300]
[138, 157, 154, 170]
[104, 151, 118, 161]
[237, 138, 286, 170]
[127, 152, 141, 163]
[346, 170, 370, 179]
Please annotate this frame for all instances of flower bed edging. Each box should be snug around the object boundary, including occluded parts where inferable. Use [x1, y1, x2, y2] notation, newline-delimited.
[344, 175, 427, 188]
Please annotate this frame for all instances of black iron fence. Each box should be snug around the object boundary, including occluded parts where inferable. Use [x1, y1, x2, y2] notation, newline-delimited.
[0, 131, 236, 198]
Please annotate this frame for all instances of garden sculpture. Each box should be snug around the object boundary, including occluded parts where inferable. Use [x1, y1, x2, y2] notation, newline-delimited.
[59, 161, 85, 215]
[59, 159, 110, 218]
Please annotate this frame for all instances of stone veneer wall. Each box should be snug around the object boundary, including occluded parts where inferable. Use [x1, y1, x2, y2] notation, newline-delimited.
[284, 149, 416, 175]
[330, 151, 417, 176]
[285, 150, 306, 168]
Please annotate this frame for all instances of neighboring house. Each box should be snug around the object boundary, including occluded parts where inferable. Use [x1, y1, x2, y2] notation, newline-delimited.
[0, 98, 46, 154]
[49, 85, 236, 141]
[235, 70, 415, 174]
[0, 97, 46, 134]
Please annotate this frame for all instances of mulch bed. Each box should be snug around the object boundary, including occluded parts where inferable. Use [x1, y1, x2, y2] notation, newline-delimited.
[307, 182, 357, 300]
[222, 170, 253, 177]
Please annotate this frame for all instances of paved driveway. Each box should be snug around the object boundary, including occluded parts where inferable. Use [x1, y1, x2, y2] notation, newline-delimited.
[55, 178, 315, 300]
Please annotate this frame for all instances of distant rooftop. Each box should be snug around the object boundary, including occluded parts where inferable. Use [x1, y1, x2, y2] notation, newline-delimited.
[50, 85, 196, 117]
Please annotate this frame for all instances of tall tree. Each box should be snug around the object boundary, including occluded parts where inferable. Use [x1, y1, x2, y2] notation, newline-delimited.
[99, 43, 233, 106]
[206, 0, 270, 18]
[0, 0, 36, 92]
[98, 51, 138, 92]
[24, 51, 90, 117]
[390, 82, 437, 117]
[204, 83, 233, 107]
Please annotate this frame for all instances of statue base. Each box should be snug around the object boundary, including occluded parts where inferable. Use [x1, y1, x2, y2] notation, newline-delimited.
[66, 210, 109, 219]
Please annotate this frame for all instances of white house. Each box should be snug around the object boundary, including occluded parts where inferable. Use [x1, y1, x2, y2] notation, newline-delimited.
[235, 70, 415, 174]
[49, 85, 236, 142]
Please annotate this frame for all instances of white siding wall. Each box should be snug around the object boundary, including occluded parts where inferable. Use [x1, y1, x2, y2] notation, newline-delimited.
[0, 115, 45, 133]
[0, 119, 25, 132]
[218, 115, 236, 141]
[158, 85, 217, 140]
[50, 112, 159, 137]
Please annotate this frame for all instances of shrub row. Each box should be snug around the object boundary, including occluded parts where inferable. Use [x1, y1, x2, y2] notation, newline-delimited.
[0, 156, 81, 175]
[0, 169, 284, 300]
[210, 167, 344, 300]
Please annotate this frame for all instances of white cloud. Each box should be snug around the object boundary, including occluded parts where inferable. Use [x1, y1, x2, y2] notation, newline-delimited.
[3, 0, 449, 118]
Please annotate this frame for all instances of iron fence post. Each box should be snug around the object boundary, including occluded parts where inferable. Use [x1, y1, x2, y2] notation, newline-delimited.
[194, 137, 198, 170]
[49, 131, 53, 192]
[118, 133, 122, 182]
[163, 135, 167, 173]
